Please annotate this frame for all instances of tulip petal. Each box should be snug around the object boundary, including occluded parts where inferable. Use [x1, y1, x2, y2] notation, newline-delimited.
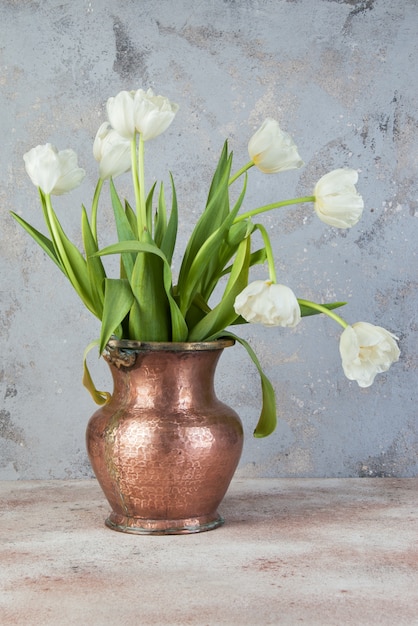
[106, 90, 136, 139]
[23, 144, 61, 194]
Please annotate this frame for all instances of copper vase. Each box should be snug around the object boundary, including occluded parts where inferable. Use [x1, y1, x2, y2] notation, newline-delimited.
[86, 339, 243, 534]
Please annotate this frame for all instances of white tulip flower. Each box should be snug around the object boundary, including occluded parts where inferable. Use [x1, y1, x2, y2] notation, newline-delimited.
[93, 122, 131, 180]
[248, 118, 304, 174]
[23, 143, 85, 195]
[339, 322, 400, 387]
[234, 280, 301, 328]
[314, 168, 364, 228]
[106, 89, 179, 141]
[133, 88, 179, 141]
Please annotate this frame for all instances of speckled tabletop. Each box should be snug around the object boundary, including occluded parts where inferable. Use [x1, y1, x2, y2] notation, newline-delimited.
[1, 478, 418, 625]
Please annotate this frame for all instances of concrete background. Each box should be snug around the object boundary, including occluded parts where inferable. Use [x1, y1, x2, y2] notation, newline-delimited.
[0, 0, 417, 480]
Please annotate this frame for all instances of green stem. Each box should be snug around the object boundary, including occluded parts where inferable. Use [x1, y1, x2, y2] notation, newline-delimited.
[137, 134, 149, 237]
[297, 298, 349, 329]
[255, 223, 277, 283]
[234, 196, 315, 223]
[229, 160, 254, 186]
[91, 178, 104, 244]
[130, 135, 142, 237]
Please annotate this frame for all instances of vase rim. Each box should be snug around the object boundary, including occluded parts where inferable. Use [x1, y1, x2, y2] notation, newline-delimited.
[105, 337, 235, 353]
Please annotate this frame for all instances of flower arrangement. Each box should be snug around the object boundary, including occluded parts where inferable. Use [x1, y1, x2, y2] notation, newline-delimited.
[12, 88, 400, 437]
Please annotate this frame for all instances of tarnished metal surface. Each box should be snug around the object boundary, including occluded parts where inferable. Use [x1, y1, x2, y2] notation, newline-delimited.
[86, 341, 243, 534]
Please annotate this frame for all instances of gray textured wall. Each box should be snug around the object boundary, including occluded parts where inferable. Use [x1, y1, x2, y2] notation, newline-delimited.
[1, 0, 417, 479]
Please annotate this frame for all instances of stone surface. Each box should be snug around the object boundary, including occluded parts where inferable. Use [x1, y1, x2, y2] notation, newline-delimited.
[1, 478, 418, 625]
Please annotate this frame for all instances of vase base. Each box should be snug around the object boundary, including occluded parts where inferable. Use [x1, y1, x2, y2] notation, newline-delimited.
[105, 511, 225, 535]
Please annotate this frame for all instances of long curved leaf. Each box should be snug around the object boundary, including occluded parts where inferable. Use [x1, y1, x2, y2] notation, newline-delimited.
[82, 340, 111, 405]
[10, 212, 63, 272]
[219, 330, 277, 437]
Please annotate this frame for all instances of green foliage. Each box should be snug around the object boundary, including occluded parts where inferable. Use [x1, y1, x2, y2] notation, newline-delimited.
[14, 130, 349, 437]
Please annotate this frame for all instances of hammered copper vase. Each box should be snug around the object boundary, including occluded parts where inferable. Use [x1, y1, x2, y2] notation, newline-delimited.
[86, 338, 243, 535]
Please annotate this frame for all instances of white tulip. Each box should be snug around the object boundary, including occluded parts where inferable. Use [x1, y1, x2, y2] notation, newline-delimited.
[314, 169, 364, 228]
[23, 143, 85, 195]
[133, 88, 179, 141]
[248, 118, 304, 174]
[106, 89, 179, 141]
[106, 90, 136, 139]
[234, 280, 301, 328]
[339, 322, 400, 387]
[93, 122, 131, 179]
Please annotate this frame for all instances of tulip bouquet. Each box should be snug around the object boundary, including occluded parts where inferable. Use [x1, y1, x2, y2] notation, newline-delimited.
[12, 88, 400, 437]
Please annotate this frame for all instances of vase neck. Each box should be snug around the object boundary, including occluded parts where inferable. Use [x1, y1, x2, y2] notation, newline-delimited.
[107, 348, 224, 409]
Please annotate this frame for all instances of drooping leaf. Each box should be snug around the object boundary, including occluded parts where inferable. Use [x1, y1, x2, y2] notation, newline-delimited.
[82, 340, 111, 405]
[219, 331, 277, 437]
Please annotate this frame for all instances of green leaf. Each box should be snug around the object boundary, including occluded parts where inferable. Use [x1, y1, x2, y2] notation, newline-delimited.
[187, 236, 250, 341]
[198, 173, 249, 302]
[109, 179, 137, 279]
[81, 205, 106, 318]
[177, 142, 232, 291]
[82, 340, 111, 405]
[99, 278, 135, 353]
[124, 200, 137, 233]
[128, 244, 171, 341]
[160, 173, 178, 264]
[95, 240, 188, 341]
[10, 211, 64, 272]
[153, 182, 166, 248]
[220, 331, 277, 437]
[220, 247, 266, 278]
[44, 203, 96, 314]
[178, 201, 243, 316]
[299, 301, 346, 317]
